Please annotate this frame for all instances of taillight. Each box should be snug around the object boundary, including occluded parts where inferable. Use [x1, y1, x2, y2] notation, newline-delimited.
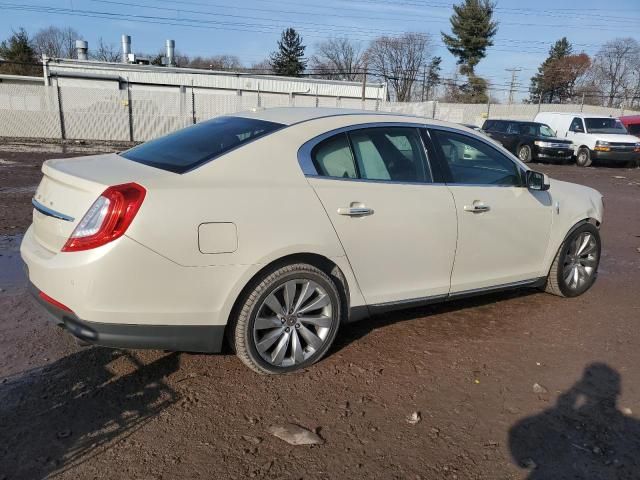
[62, 183, 146, 252]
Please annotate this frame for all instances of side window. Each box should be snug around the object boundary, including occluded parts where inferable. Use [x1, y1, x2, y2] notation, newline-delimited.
[569, 117, 585, 133]
[492, 121, 507, 133]
[349, 127, 432, 183]
[311, 133, 357, 179]
[430, 129, 523, 186]
[506, 123, 520, 134]
[483, 120, 494, 131]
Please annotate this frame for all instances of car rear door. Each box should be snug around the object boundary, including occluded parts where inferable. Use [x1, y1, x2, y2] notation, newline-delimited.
[426, 127, 553, 293]
[301, 125, 457, 306]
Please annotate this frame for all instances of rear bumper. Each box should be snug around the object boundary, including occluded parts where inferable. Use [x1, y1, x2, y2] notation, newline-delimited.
[591, 150, 638, 162]
[29, 281, 225, 352]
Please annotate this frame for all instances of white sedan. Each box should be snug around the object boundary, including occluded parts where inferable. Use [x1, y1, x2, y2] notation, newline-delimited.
[21, 108, 603, 374]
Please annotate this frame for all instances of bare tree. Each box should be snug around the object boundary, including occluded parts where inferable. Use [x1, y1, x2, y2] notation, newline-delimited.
[92, 37, 121, 62]
[188, 55, 242, 70]
[310, 38, 365, 81]
[32, 26, 81, 59]
[367, 33, 432, 102]
[591, 38, 640, 107]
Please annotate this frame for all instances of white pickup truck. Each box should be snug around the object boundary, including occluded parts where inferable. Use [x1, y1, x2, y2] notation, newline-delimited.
[534, 112, 640, 167]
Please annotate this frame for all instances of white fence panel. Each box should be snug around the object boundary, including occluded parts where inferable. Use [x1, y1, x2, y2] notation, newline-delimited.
[0, 84, 60, 138]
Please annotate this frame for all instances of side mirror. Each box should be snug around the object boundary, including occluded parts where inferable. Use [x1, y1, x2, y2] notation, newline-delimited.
[527, 170, 550, 191]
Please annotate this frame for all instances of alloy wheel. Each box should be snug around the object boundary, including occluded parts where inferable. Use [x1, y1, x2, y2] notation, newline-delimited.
[562, 231, 598, 291]
[252, 279, 334, 367]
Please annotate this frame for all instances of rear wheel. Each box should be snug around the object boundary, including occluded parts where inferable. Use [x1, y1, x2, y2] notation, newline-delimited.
[576, 147, 592, 167]
[231, 263, 342, 374]
[545, 223, 601, 297]
[517, 144, 533, 163]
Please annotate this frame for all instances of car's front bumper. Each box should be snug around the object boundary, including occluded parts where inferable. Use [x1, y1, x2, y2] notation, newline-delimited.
[534, 146, 573, 160]
[29, 281, 225, 352]
[591, 150, 639, 162]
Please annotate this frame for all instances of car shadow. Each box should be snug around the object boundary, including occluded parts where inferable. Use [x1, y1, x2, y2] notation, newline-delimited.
[509, 363, 640, 479]
[0, 348, 181, 480]
[332, 288, 539, 354]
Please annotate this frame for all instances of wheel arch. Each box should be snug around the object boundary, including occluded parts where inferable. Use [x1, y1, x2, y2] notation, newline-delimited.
[223, 252, 355, 342]
[545, 217, 600, 274]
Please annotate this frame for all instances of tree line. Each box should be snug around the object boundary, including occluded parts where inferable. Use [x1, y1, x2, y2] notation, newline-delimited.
[1, 0, 638, 108]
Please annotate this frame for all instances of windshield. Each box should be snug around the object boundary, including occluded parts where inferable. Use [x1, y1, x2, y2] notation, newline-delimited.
[121, 116, 284, 173]
[539, 125, 556, 137]
[585, 118, 628, 134]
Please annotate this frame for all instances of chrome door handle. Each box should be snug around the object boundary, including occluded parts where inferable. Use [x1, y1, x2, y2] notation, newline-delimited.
[463, 204, 491, 213]
[337, 207, 374, 216]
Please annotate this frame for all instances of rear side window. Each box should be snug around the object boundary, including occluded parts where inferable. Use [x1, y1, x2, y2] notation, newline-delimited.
[312, 133, 357, 179]
[121, 116, 284, 173]
[349, 128, 430, 182]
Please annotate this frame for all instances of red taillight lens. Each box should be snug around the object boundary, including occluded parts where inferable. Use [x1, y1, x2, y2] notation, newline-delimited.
[62, 183, 146, 252]
[39, 291, 72, 312]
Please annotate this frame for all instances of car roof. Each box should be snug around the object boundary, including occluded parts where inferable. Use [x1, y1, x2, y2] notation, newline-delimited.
[539, 112, 619, 119]
[230, 107, 442, 127]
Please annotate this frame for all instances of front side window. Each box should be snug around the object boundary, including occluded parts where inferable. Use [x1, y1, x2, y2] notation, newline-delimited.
[121, 116, 284, 173]
[430, 129, 523, 186]
[506, 123, 520, 134]
[585, 118, 628, 134]
[569, 117, 585, 133]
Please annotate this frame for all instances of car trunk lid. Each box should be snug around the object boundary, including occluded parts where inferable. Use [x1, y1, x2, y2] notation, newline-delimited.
[32, 153, 164, 252]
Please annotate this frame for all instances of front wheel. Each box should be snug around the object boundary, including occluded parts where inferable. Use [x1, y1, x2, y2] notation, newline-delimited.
[576, 147, 592, 167]
[545, 223, 601, 297]
[518, 144, 533, 163]
[231, 263, 343, 374]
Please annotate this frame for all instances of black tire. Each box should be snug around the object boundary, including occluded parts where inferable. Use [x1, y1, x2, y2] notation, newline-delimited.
[231, 263, 343, 374]
[576, 147, 592, 167]
[517, 144, 533, 163]
[545, 223, 601, 298]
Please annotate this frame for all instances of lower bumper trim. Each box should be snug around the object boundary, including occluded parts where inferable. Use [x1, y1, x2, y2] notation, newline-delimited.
[29, 282, 225, 353]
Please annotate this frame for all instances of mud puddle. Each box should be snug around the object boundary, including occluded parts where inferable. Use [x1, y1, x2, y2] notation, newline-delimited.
[0, 234, 26, 293]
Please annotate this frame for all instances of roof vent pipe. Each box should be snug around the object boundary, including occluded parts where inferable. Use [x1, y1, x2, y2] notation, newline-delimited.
[166, 39, 175, 66]
[121, 35, 131, 63]
[75, 40, 88, 61]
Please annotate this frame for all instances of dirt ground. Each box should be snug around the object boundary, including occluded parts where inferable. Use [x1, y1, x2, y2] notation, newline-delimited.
[1, 139, 640, 480]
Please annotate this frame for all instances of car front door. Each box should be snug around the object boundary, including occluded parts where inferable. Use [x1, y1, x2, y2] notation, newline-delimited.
[566, 117, 586, 149]
[302, 125, 458, 305]
[427, 128, 553, 293]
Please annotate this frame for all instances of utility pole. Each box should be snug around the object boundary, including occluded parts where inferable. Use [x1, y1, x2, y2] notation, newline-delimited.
[361, 65, 368, 104]
[505, 68, 522, 105]
[421, 67, 426, 102]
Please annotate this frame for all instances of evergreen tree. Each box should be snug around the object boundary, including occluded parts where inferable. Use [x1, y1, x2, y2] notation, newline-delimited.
[529, 37, 573, 103]
[441, 0, 497, 103]
[424, 56, 442, 100]
[0, 28, 39, 76]
[270, 28, 307, 77]
[442, 0, 497, 76]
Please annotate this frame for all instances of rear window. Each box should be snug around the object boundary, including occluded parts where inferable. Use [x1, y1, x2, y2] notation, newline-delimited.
[120, 116, 284, 173]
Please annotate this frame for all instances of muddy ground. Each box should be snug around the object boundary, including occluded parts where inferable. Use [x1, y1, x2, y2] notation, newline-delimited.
[1, 140, 640, 479]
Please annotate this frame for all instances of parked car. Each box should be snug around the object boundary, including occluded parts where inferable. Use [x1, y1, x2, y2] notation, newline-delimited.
[22, 108, 604, 374]
[535, 112, 640, 167]
[481, 119, 573, 163]
[619, 115, 640, 139]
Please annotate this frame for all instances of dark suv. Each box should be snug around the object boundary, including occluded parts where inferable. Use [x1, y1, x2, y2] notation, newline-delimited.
[482, 119, 573, 163]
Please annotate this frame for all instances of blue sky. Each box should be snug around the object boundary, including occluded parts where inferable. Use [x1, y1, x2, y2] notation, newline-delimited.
[1, 0, 639, 100]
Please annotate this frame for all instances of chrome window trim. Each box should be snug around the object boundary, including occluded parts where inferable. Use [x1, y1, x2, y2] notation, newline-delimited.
[297, 121, 435, 184]
[31, 198, 75, 222]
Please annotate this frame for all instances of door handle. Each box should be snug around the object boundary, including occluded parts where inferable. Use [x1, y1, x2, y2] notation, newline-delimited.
[337, 206, 374, 216]
[463, 203, 491, 213]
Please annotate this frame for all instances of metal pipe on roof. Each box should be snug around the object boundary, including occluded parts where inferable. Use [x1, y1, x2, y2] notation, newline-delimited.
[75, 40, 88, 61]
[166, 39, 175, 67]
[121, 35, 131, 63]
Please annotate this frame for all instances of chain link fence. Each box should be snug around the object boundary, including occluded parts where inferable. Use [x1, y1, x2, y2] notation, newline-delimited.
[0, 82, 637, 142]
